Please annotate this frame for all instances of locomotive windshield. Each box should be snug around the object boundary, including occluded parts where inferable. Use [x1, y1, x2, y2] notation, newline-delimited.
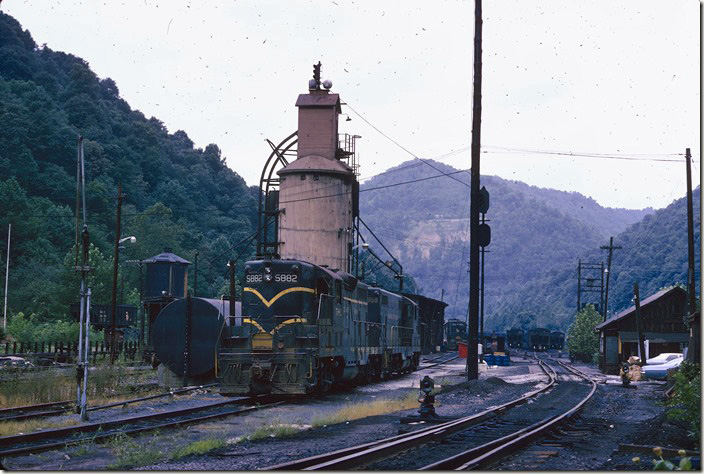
[242, 260, 316, 331]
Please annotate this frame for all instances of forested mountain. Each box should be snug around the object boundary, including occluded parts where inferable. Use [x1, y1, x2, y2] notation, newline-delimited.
[359, 159, 670, 331]
[0, 12, 259, 319]
[488, 187, 700, 331]
[0, 11, 694, 339]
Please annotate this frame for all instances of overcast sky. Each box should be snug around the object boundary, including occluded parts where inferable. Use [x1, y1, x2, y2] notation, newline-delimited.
[4, 0, 700, 210]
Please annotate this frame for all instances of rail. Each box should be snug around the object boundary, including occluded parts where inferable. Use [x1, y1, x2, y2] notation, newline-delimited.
[0, 395, 284, 458]
[420, 357, 597, 470]
[266, 359, 557, 470]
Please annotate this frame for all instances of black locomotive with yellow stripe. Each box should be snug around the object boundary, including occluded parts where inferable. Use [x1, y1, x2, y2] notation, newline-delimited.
[217, 258, 420, 395]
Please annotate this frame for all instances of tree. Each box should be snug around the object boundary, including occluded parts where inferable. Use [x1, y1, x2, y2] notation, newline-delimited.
[566, 304, 601, 362]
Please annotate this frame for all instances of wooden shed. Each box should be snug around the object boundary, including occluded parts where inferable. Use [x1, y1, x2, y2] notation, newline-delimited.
[595, 286, 688, 374]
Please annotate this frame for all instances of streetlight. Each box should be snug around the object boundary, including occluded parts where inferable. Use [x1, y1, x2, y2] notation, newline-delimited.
[118, 237, 136, 304]
[110, 235, 136, 364]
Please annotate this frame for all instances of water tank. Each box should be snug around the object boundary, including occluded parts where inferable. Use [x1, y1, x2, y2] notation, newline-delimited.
[144, 249, 190, 300]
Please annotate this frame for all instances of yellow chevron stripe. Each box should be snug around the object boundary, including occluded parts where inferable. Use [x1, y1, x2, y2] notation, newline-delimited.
[242, 318, 266, 333]
[272, 317, 307, 333]
[244, 286, 316, 308]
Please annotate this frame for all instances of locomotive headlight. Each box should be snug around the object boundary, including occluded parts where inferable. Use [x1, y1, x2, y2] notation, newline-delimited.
[264, 274, 273, 282]
[264, 267, 272, 274]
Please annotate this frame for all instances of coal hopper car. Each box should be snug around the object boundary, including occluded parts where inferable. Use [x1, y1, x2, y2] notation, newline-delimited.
[506, 328, 524, 349]
[550, 330, 566, 350]
[524, 327, 551, 351]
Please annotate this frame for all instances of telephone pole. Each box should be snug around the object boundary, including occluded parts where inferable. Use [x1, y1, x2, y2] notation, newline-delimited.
[466, 0, 483, 381]
[600, 237, 621, 321]
[3, 223, 10, 332]
[110, 183, 124, 365]
[684, 147, 699, 363]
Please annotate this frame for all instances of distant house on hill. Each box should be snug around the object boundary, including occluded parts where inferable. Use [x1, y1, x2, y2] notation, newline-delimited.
[595, 286, 688, 374]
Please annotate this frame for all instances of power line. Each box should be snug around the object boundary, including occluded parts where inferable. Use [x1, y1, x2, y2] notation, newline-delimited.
[481, 145, 688, 162]
[278, 168, 469, 206]
[346, 103, 471, 188]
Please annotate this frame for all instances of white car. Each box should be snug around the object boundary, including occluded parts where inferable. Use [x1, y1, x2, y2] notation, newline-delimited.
[645, 353, 682, 365]
[642, 355, 684, 380]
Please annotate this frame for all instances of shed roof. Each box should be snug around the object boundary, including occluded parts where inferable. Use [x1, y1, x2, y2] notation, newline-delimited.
[595, 286, 686, 331]
[143, 252, 191, 265]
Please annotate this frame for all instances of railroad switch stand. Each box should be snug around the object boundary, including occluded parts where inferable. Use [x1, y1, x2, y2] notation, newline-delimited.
[418, 392, 437, 418]
[400, 376, 457, 425]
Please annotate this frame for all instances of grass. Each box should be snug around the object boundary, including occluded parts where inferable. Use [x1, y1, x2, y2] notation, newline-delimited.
[248, 422, 301, 440]
[0, 361, 157, 409]
[227, 418, 307, 444]
[171, 438, 226, 459]
[106, 432, 165, 470]
[311, 390, 419, 428]
[0, 418, 79, 437]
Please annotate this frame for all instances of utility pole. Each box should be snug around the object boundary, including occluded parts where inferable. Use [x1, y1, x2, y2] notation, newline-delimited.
[577, 260, 604, 314]
[600, 262, 604, 320]
[3, 223, 10, 332]
[466, 0, 483, 381]
[684, 147, 699, 363]
[600, 237, 621, 321]
[633, 282, 646, 362]
[74, 136, 92, 420]
[577, 259, 581, 312]
[110, 182, 123, 365]
[194, 251, 199, 298]
[229, 259, 236, 311]
[126, 259, 145, 351]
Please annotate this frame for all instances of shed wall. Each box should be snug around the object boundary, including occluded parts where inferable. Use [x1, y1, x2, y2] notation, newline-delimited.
[297, 107, 338, 159]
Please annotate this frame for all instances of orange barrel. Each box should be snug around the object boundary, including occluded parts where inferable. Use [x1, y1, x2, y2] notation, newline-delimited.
[458, 342, 468, 358]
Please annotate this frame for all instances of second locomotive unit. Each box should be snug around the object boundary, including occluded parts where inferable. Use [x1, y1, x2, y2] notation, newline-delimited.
[218, 258, 419, 395]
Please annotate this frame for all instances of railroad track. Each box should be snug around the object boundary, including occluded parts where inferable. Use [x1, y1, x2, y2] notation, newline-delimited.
[0, 394, 283, 458]
[265, 359, 557, 470]
[267, 357, 596, 470]
[0, 382, 163, 423]
[419, 353, 460, 369]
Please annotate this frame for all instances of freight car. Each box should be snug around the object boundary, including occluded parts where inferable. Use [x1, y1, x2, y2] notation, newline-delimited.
[549, 330, 565, 350]
[217, 258, 420, 396]
[403, 293, 447, 354]
[524, 327, 551, 351]
[506, 328, 524, 349]
[444, 318, 467, 351]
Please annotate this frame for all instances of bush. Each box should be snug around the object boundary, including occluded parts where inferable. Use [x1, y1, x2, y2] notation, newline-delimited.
[567, 304, 601, 362]
[665, 362, 700, 444]
[7, 312, 102, 344]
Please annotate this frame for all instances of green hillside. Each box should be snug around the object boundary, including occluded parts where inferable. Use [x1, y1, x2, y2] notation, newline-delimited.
[359, 159, 670, 331]
[0, 12, 258, 320]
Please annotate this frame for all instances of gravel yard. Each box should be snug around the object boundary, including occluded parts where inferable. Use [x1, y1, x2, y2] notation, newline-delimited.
[1, 353, 695, 471]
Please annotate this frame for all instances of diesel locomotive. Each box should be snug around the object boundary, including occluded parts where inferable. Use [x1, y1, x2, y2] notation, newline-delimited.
[217, 258, 420, 396]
